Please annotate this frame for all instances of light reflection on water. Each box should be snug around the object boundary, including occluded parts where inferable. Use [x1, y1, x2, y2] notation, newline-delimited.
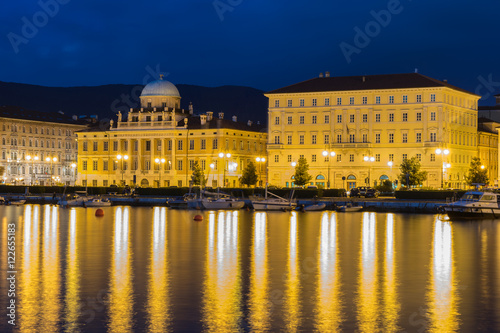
[2, 205, 500, 332]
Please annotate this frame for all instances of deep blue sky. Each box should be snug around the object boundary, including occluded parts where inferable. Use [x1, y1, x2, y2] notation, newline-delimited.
[1, 0, 499, 103]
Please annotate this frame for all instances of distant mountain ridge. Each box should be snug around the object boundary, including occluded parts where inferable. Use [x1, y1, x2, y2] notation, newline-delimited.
[0, 81, 269, 124]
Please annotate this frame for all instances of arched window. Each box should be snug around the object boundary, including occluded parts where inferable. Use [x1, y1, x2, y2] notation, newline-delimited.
[347, 175, 356, 180]
[316, 174, 325, 180]
[379, 175, 389, 180]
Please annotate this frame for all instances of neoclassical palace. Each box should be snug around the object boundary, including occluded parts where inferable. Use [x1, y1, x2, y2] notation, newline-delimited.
[266, 73, 482, 189]
[76, 77, 267, 187]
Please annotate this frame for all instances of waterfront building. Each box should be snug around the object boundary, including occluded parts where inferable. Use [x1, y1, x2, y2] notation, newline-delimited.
[478, 94, 500, 122]
[477, 117, 499, 186]
[265, 73, 480, 189]
[0, 106, 87, 185]
[76, 77, 267, 187]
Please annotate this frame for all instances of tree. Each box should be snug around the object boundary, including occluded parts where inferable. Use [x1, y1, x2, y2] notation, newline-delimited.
[240, 161, 258, 187]
[293, 157, 312, 187]
[398, 156, 428, 188]
[465, 157, 489, 186]
[191, 161, 206, 186]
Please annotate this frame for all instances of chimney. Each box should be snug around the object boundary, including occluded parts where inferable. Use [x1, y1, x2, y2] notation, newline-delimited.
[325, 71, 330, 77]
[207, 111, 213, 121]
[362, 76, 366, 83]
[319, 73, 324, 78]
[232, 115, 237, 122]
[200, 114, 207, 125]
[218, 112, 224, 119]
[247, 120, 253, 126]
[189, 102, 193, 115]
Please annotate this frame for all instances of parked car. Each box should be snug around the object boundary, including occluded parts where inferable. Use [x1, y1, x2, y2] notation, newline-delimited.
[350, 186, 379, 198]
[365, 188, 380, 198]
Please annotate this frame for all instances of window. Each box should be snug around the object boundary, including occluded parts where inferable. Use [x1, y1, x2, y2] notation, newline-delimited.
[430, 112, 436, 121]
[325, 98, 330, 106]
[82, 142, 88, 151]
[274, 155, 279, 163]
[375, 154, 380, 162]
[362, 133, 367, 143]
[376, 96, 381, 104]
[299, 99, 304, 107]
[350, 114, 355, 123]
[416, 94, 422, 103]
[189, 160, 195, 171]
[274, 117, 280, 125]
[389, 154, 394, 161]
[92, 160, 98, 171]
[403, 113, 408, 122]
[430, 154, 436, 162]
[337, 97, 342, 105]
[431, 94, 436, 102]
[430, 133, 437, 142]
[312, 115, 317, 124]
[349, 97, 354, 105]
[176, 160, 182, 170]
[349, 134, 355, 143]
[312, 99, 317, 106]
[416, 133, 422, 143]
[402, 154, 407, 161]
[337, 115, 342, 123]
[389, 114, 394, 122]
[311, 135, 317, 144]
[93, 141, 98, 151]
[389, 96, 394, 104]
[103, 160, 108, 171]
[312, 155, 316, 162]
[337, 134, 342, 143]
[201, 139, 206, 150]
[337, 154, 341, 162]
[103, 141, 109, 151]
[402, 133, 408, 143]
[299, 116, 304, 124]
[375, 114, 380, 122]
[213, 139, 218, 149]
[287, 116, 292, 124]
[145, 140, 151, 151]
[113, 141, 118, 151]
[389, 133, 394, 143]
[274, 136, 280, 144]
[403, 95, 408, 103]
[287, 100, 292, 107]
[299, 135, 304, 144]
[177, 140, 183, 150]
[287, 155, 292, 163]
[416, 154, 422, 161]
[324, 134, 330, 144]
[287, 135, 292, 144]
[324, 115, 329, 124]
[375, 133, 381, 143]
[82, 160, 87, 171]
[349, 154, 354, 162]
[416, 113, 422, 121]
[274, 100, 279, 107]
[362, 96, 367, 104]
[362, 114, 367, 122]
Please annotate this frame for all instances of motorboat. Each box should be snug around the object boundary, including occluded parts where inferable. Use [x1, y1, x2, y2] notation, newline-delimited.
[167, 193, 201, 209]
[251, 185, 296, 211]
[57, 193, 86, 207]
[83, 198, 112, 207]
[7, 199, 26, 206]
[336, 202, 363, 212]
[297, 202, 326, 211]
[442, 191, 500, 219]
[201, 197, 245, 210]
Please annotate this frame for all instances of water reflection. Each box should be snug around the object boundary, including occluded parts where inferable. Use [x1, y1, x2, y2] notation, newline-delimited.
[284, 211, 300, 332]
[146, 207, 170, 332]
[108, 207, 134, 332]
[426, 217, 460, 332]
[248, 212, 270, 331]
[64, 208, 80, 332]
[202, 211, 242, 332]
[315, 212, 342, 331]
[382, 213, 399, 331]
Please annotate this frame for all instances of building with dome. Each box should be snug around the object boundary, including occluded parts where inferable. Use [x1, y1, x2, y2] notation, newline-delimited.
[76, 77, 267, 188]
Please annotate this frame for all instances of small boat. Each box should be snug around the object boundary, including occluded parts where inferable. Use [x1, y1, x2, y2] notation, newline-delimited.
[336, 202, 363, 212]
[7, 199, 26, 206]
[168, 193, 200, 209]
[251, 185, 296, 211]
[57, 193, 86, 207]
[297, 203, 326, 211]
[443, 191, 500, 219]
[84, 198, 112, 207]
[201, 196, 245, 210]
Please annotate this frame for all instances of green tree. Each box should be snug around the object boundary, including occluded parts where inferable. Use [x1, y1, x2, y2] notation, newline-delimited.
[293, 157, 312, 187]
[398, 156, 428, 188]
[239, 161, 259, 187]
[375, 179, 394, 193]
[191, 161, 206, 186]
[465, 157, 489, 186]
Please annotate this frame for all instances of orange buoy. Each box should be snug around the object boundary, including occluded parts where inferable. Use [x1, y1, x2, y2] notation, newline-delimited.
[194, 214, 203, 221]
[95, 208, 105, 217]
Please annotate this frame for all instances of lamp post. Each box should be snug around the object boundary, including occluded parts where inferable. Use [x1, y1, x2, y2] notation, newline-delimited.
[322, 150, 336, 188]
[363, 156, 375, 186]
[387, 161, 393, 188]
[255, 157, 266, 187]
[116, 154, 129, 186]
[435, 148, 450, 188]
[291, 161, 297, 187]
[71, 163, 77, 186]
[218, 152, 231, 187]
[46, 156, 57, 185]
[154, 158, 166, 187]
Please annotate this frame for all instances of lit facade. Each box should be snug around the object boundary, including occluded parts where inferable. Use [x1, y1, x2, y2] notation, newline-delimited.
[477, 118, 499, 186]
[0, 106, 87, 185]
[265, 73, 481, 189]
[76, 77, 267, 187]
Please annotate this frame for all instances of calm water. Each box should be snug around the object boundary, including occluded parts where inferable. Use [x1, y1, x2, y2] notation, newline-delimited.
[1, 205, 500, 332]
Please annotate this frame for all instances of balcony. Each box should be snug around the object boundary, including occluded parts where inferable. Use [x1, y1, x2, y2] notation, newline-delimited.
[267, 144, 284, 150]
[331, 142, 371, 149]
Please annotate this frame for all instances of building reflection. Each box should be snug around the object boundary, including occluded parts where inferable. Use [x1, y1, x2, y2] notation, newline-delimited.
[146, 207, 170, 332]
[202, 211, 242, 332]
[357, 212, 380, 332]
[108, 207, 134, 332]
[426, 217, 459, 332]
[64, 208, 80, 332]
[248, 212, 271, 331]
[315, 212, 342, 331]
[284, 211, 300, 332]
[382, 213, 399, 331]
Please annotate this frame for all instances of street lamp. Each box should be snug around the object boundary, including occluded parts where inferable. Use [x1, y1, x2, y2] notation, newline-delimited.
[116, 154, 129, 185]
[435, 149, 450, 188]
[154, 158, 166, 187]
[322, 150, 336, 188]
[71, 163, 77, 186]
[255, 157, 266, 187]
[387, 161, 393, 188]
[46, 156, 57, 185]
[218, 152, 231, 187]
[363, 156, 375, 186]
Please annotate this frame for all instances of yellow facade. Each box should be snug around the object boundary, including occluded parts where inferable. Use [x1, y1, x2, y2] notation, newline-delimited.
[265, 73, 480, 189]
[477, 119, 499, 186]
[77, 78, 267, 187]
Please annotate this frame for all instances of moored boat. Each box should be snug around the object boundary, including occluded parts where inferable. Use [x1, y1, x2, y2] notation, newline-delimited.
[443, 191, 500, 219]
[336, 203, 363, 212]
[251, 185, 296, 211]
[201, 197, 245, 210]
[297, 202, 326, 211]
[83, 198, 112, 207]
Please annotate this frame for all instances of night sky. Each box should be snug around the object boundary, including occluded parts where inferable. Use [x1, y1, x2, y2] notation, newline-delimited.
[1, 0, 499, 103]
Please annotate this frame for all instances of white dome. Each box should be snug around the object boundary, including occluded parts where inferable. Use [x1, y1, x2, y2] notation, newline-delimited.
[141, 79, 180, 97]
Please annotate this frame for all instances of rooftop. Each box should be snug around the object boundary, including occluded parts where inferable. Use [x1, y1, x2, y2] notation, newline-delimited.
[0, 105, 88, 125]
